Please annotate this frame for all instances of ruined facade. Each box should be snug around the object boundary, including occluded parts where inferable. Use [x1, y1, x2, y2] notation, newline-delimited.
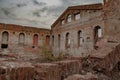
[51, 3, 104, 56]
[51, 0, 120, 57]
[0, 23, 50, 49]
[0, 0, 120, 80]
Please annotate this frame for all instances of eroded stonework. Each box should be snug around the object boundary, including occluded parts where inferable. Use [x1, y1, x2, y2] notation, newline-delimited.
[0, 0, 120, 80]
[0, 23, 50, 49]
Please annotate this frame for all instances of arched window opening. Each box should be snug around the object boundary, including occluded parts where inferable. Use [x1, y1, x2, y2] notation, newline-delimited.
[78, 30, 83, 47]
[65, 33, 70, 49]
[33, 34, 38, 47]
[19, 33, 25, 45]
[94, 26, 102, 43]
[1, 31, 9, 48]
[61, 19, 65, 25]
[75, 13, 80, 20]
[58, 34, 61, 48]
[46, 35, 50, 46]
[67, 14, 72, 22]
[94, 26, 102, 49]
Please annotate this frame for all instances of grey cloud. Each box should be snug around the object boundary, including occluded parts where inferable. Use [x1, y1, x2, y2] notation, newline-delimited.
[32, 7, 48, 17]
[1, 8, 11, 16]
[0, 0, 2, 1]
[0, 7, 17, 18]
[16, 3, 27, 7]
[32, 0, 46, 6]
[0, 0, 103, 29]
[33, 11, 41, 17]
[40, 7, 48, 12]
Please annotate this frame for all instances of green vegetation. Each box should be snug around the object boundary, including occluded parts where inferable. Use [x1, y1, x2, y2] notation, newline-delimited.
[41, 45, 69, 62]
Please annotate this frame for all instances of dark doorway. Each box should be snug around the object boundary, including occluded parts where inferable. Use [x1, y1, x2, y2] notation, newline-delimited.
[1, 44, 8, 48]
[1, 31, 9, 49]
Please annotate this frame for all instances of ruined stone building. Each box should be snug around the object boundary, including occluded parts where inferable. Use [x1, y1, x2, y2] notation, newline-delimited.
[0, 0, 120, 80]
[51, 0, 120, 57]
[0, 23, 50, 49]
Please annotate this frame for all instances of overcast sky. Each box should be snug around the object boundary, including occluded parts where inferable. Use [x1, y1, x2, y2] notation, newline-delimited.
[0, 0, 103, 29]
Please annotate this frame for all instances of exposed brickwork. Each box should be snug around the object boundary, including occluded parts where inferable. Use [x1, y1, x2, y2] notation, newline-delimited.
[34, 63, 61, 80]
[51, 3, 104, 56]
[0, 23, 50, 49]
[53, 60, 82, 79]
[0, 61, 35, 80]
[0, 0, 119, 80]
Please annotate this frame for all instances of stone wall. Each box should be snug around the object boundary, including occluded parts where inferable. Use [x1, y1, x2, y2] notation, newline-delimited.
[51, 4, 105, 57]
[0, 59, 82, 80]
[0, 23, 50, 49]
[104, 0, 120, 42]
[51, 0, 120, 57]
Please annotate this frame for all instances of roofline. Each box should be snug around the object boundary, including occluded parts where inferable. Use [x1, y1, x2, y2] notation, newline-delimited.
[51, 3, 103, 28]
[0, 23, 50, 31]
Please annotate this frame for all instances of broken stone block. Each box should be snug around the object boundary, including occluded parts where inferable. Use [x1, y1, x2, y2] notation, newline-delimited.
[64, 73, 98, 80]
[0, 61, 35, 80]
[53, 60, 82, 79]
[34, 63, 61, 80]
[82, 44, 120, 76]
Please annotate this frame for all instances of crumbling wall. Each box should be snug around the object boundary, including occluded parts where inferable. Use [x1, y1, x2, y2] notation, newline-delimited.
[82, 44, 120, 76]
[0, 23, 50, 49]
[0, 59, 82, 80]
[51, 8, 104, 57]
[53, 60, 82, 79]
[0, 61, 35, 80]
[104, 0, 120, 42]
[34, 63, 61, 80]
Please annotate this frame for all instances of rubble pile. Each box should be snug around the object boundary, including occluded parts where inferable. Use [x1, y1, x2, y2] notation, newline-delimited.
[0, 44, 119, 80]
[81, 44, 120, 80]
[64, 73, 98, 80]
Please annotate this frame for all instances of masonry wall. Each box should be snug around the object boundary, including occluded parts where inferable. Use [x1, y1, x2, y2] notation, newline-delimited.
[51, 9, 105, 57]
[0, 23, 50, 49]
[104, 0, 120, 42]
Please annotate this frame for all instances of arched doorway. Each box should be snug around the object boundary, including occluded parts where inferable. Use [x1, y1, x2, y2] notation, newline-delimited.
[46, 35, 50, 46]
[33, 34, 38, 46]
[19, 33, 25, 45]
[1, 31, 9, 48]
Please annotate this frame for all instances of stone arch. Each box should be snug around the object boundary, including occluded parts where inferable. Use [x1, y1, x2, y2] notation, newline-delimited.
[67, 14, 72, 22]
[1, 31, 9, 48]
[94, 26, 102, 44]
[19, 33, 25, 45]
[65, 32, 70, 49]
[33, 34, 38, 46]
